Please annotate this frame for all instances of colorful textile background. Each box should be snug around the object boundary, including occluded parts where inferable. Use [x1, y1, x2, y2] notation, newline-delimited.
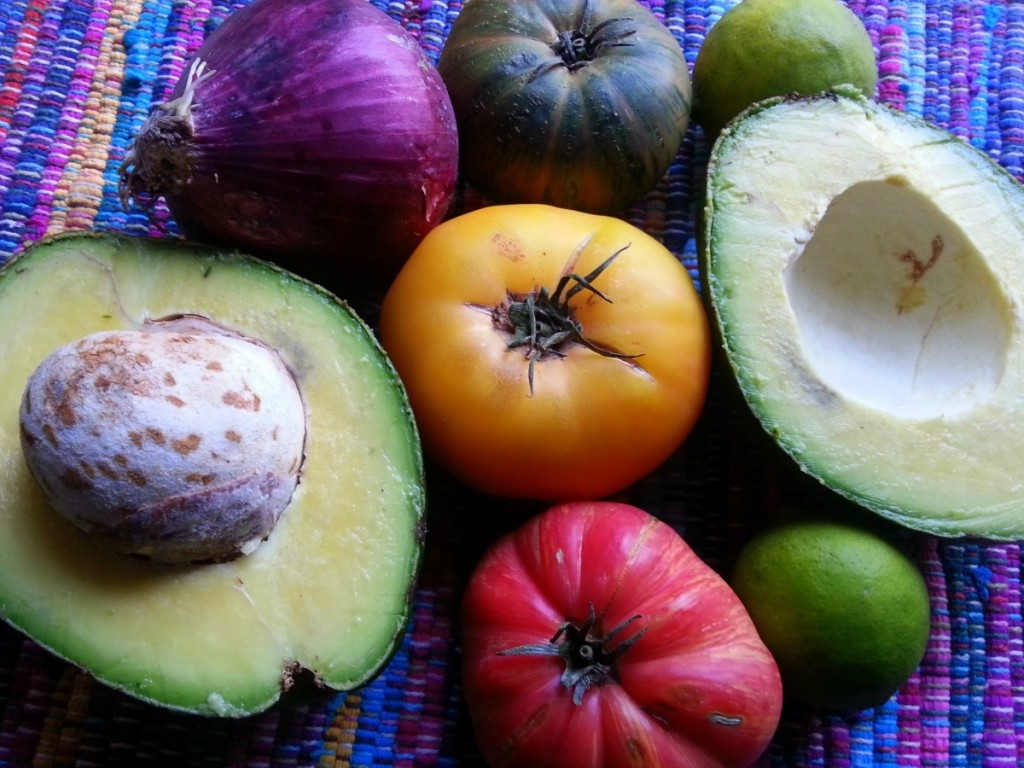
[1, 0, 1022, 766]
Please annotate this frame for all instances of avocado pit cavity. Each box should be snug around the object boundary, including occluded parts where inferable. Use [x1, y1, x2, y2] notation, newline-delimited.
[784, 178, 1013, 420]
[18, 315, 306, 564]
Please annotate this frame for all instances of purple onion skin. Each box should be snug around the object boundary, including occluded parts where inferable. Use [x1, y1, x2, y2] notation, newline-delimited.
[125, 0, 459, 292]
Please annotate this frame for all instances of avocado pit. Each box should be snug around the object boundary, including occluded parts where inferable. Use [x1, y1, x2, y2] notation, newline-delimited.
[18, 315, 306, 564]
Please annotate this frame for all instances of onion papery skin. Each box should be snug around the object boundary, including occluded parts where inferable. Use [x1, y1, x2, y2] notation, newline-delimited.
[121, 0, 459, 292]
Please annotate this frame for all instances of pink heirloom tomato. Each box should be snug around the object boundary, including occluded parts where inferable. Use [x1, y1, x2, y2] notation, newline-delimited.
[461, 501, 784, 768]
[378, 204, 711, 500]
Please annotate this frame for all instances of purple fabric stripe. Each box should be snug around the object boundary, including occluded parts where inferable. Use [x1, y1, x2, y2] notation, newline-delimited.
[22, 0, 106, 239]
[996, 2, 1024, 178]
[919, 536, 953, 765]
[0, 0, 66, 249]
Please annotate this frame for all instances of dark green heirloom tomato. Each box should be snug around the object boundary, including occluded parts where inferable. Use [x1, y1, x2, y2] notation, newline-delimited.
[438, 0, 692, 214]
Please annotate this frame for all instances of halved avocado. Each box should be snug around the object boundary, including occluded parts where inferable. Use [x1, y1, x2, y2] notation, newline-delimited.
[0, 233, 425, 715]
[703, 92, 1024, 540]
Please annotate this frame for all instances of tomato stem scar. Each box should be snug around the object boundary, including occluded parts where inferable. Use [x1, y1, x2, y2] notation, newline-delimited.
[497, 603, 647, 705]
[530, 0, 636, 78]
[492, 241, 641, 395]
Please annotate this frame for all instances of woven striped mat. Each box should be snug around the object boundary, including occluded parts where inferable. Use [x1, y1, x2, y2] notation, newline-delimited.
[1, 0, 1022, 766]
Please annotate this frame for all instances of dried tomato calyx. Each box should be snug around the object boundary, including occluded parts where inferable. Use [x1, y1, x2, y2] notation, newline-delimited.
[497, 604, 647, 705]
[543, 0, 637, 74]
[491, 242, 640, 395]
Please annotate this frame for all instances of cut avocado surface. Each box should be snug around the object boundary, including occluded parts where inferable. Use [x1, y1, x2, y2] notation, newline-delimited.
[0, 233, 425, 715]
[703, 93, 1024, 540]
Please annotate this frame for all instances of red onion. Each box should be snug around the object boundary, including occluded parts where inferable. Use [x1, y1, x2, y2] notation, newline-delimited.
[119, 0, 459, 290]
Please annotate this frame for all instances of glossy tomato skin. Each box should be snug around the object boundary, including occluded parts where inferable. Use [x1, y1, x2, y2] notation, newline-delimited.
[461, 501, 783, 768]
[438, 0, 691, 213]
[378, 204, 711, 501]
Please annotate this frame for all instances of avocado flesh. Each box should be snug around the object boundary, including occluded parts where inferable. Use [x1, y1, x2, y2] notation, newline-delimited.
[0, 234, 425, 715]
[704, 93, 1024, 540]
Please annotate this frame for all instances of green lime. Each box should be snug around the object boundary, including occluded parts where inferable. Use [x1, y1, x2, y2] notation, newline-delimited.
[692, 0, 877, 137]
[730, 508, 931, 711]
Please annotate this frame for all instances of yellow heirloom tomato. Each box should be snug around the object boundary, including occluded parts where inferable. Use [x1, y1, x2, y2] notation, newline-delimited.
[379, 204, 711, 500]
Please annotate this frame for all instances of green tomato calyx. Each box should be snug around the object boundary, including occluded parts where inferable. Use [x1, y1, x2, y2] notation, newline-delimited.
[497, 603, 647, 705]
[491, 241, 640, 395]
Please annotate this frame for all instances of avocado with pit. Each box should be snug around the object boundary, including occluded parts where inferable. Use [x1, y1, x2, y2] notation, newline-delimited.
[0, 233, 425, 715]
[703, 92, 1024, 540]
